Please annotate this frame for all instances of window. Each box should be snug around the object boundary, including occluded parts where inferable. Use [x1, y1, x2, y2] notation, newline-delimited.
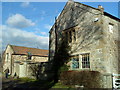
[69, 31, 72, 43]
[73, 30, 76, 41]
[71, 55, 79, 69]
[81, 53, 90, 68]
[64, 28, 76, 43]
[109, 23, 114, 33]
[27, 52, 32, 60]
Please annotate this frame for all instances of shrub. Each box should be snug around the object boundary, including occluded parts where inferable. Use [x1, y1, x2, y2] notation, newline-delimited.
[60, 70, 102, 88]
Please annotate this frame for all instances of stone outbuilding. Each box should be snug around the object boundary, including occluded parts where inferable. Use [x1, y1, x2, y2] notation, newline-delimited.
[3, 44, 48, 78]
[49, 0, 120, 89]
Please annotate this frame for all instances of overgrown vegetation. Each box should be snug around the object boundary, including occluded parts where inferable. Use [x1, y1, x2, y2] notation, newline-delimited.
[51, 36, 70, 83]
[29, 63, 43, 80]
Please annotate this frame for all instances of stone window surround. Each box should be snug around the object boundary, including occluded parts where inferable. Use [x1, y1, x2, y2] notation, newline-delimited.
[63, 27, 79, 44]
[70, 52, 91, 70]
[65, 29, 76, 43]
[108, 23, 114, 33]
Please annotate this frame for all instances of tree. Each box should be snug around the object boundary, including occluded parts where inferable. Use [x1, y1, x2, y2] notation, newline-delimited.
[52, 32, 70, 83]
[29, 63, 43, 80]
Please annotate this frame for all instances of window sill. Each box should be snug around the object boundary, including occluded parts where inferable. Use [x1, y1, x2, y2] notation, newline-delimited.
[71, 68, 91, 71]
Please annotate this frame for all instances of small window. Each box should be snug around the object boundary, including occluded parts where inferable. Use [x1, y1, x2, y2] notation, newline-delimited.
[73, 30, 76, 41]
[109, 23, 114, 33]
[81, 53, 90, 68]
[71, 55, 79, 69]
[64, 28, 76, 43]
[69, 31, 72, 43]
[27, 52, 32, 60]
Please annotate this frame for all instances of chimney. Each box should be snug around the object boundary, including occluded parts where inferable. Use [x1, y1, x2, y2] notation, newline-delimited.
[98, 5, 104, 14]
[68, 0, 74, 3]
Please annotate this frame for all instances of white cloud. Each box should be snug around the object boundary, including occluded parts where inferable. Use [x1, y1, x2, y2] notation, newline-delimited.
[40, 32, 47, 36]
[34, 28, 48, 36]
[6, 14, 35, 28]
[1, 25, 49, 52]
[21, 2, 30, 7]
[44, 24, 52, 30]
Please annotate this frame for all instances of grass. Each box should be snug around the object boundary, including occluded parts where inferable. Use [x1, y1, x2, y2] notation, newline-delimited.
[14, 78, 74, 89]
[52, 82, 75, 89]
[52, 82, 69, 88]
[14, 77, 36, 83]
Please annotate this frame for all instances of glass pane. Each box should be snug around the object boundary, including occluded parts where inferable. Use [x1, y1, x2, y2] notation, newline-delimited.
[82, 54, 90, 68]
[72, 57, 79, 69]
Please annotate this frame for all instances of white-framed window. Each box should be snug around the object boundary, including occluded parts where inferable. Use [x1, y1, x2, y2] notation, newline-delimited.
[109, 23, 114, 33]
[71, 55, 79, 69]
[81, 53, 90, 68]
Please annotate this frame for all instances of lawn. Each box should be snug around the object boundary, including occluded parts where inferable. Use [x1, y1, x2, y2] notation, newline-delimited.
[14, 77, 74, 89]
[52, 82, 71, 88]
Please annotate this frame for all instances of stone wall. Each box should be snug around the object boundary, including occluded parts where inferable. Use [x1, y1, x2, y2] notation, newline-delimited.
[12, 55, 48, 77]
[49, 1, 119, 88]
[32, 56, 48, 62]
[3, 45, 14, 74]
[3, 44, 48, 78]
[50, 1, 106, 73]
[50, 1, 120, 74]
[12, 55, 48, 62]
[102, 15, 120, 74]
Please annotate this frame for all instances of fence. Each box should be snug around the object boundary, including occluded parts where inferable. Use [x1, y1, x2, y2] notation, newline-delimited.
[112, 73, 120, 89]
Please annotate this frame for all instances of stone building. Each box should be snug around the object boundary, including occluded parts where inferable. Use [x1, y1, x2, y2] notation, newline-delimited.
[49, 0, 120, 88]
[3, 44, 48, 78]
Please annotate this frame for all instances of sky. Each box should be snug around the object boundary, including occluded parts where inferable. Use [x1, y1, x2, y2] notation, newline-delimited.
[1, 1, 119, 52]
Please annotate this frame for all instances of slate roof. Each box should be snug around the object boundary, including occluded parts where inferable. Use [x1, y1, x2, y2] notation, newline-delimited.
[10, 45, 48, 57]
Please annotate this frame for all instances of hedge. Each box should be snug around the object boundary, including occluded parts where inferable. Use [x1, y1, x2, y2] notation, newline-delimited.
[60, 70, 102, 88]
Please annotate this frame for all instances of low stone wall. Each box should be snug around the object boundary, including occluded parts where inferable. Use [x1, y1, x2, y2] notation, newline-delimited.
[100, 73, 112, 88]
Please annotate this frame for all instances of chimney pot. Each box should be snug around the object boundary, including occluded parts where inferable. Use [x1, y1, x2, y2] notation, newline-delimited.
[68, 0, 74, 3]
[98, 5, 104, 14]
[98, 5, 104, 10]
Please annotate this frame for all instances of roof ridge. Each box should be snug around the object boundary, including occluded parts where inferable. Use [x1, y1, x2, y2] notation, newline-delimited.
[9, 44, 48, 56]
[74, 1, 101, 11]
[74, 1, 120, 21]
[9, 44, 16, 54]
[10, 44, 48, 51]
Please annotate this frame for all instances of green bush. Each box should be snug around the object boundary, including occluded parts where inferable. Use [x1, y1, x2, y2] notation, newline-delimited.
[60, 70, 102, 88]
